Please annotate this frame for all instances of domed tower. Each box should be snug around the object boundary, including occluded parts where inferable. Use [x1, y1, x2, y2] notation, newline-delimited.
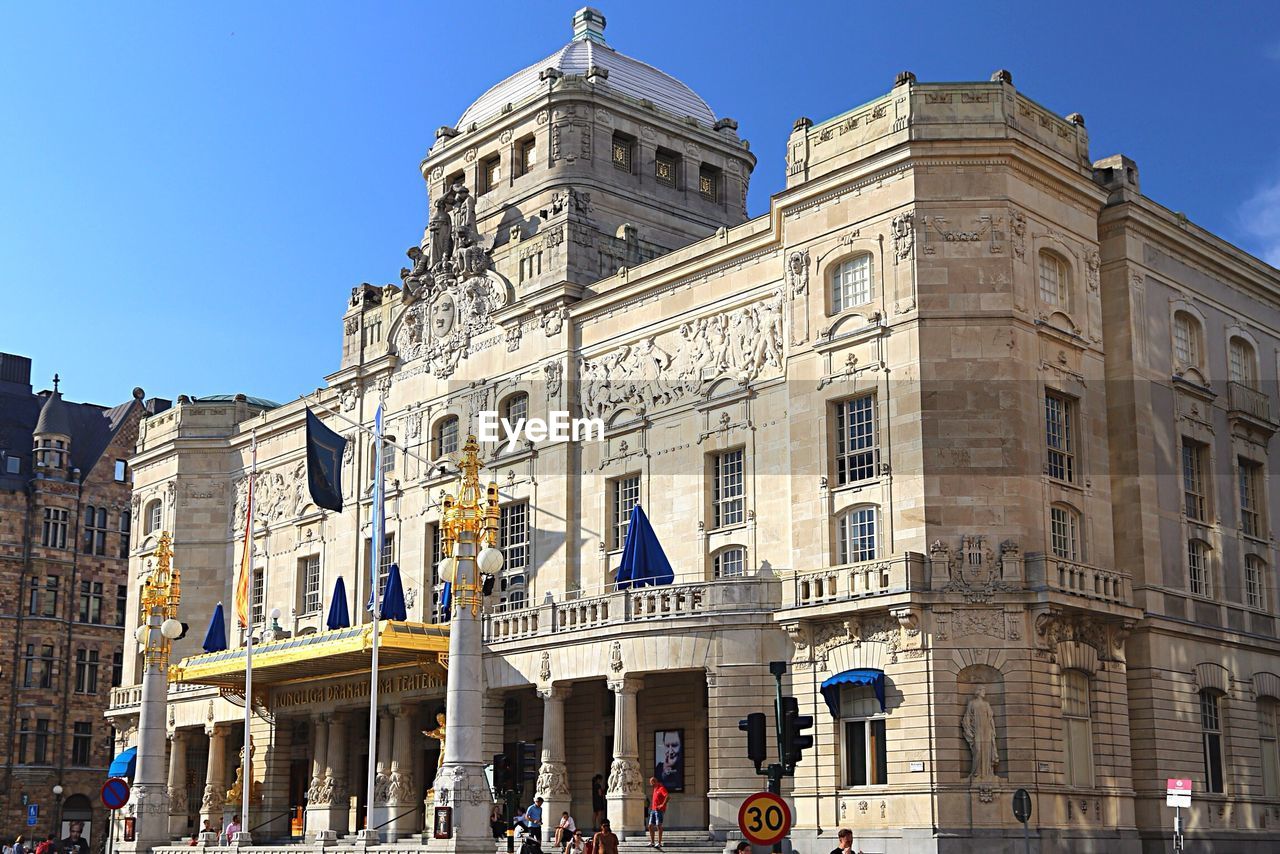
[32, 373, 72, 476]
[422, 6, 755, 296]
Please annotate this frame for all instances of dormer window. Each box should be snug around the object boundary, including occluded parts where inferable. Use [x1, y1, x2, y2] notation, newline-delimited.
[481, 156, 501, 194]
[698, 165, 720, 202]
[655, 149, 679, 187]
[612, 132, 634, 173]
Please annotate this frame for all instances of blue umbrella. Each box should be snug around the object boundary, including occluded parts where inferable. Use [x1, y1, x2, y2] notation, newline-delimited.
[202, 602, 228, 653]
[614, 504, 674, 590]
[381, 563, 408, 622]
[326, 576, 351, 630]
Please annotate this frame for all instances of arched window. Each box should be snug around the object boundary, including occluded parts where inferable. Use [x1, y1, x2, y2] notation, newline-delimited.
[712, 547, 746, 579]
[435, 417, 460, 458]
[1200, 689, 1225, 793]
[1246, 555, 1266, 610]
[1062, 670, 1093, 787]
[1229, 336, 1258, 388]
[1260, 697, 1279, 797]
[837, 506, 877, 565]
[1038, 250, 1068, 307]
[144, 499, 162, 535]
[1188, 539, 1211, 597]
[831, 255, 873, 312]
[502, 393, 528, 426]
[1172, 311, 1202, 369]
[1049, 504, 1081, 561]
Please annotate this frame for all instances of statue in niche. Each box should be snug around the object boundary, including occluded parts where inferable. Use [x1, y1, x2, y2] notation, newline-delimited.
[451, 181, 477, 248]
[428, 195, 454, 270]
[962, 687, 1000, 782]
[423, 711, 447, 768]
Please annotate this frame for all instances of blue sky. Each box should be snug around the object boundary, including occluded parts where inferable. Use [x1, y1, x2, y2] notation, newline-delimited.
[2, 1, 1278, 406]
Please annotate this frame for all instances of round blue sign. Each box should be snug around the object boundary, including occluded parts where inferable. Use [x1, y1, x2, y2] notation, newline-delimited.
[102, 777, 130, 810]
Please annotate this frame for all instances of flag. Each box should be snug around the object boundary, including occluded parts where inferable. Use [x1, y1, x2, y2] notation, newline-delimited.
[326, 577, 351, 631]
[305, 408, 347, 512]
[614, 503, 674, 589]
[367, 404, 385, 616]
[381, 564, 407, 622]
[439, 582, 452, 623]
[234, 441, 257, 628]
[202, 602, 228, 654]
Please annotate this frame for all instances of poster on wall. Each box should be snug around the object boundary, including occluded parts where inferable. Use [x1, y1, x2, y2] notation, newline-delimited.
[653, 729, 684, 792]
[59, 821, 91, 852]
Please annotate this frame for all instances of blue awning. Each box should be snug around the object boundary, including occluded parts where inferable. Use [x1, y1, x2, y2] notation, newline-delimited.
[108, 746, 137, 780]
[820, 668, 885, 716]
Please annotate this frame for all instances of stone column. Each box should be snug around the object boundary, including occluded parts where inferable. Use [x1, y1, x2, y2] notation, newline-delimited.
[606, 677, 645, 837]
[320, 714, 351, 836]
[199, 724, 227, 832]
[304, 715, 330, 841]
[167, 730, 189, 839]
[387, 704, 419, 839]
[537, 685, 572, 837]
[368, 709, 395, 837]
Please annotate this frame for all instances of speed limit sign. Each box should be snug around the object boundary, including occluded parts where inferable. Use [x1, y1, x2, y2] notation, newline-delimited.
[737, 791, 792, 846]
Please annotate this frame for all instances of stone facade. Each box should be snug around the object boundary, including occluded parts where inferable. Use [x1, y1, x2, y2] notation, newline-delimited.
[107, 10, 1280, 854]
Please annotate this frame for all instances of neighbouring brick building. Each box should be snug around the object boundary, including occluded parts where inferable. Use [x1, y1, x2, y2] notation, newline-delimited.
[0, 353, 161, 845]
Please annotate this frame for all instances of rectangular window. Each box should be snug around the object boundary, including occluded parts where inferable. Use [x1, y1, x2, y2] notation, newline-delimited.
[655, 149, 678, 187]
[34, 719, 51, 764]
[712, 449, 745, 528]
[438, 419, 460, 456]
[84, 506, 107, 555]
[1062, 671, 1094, 787]
[838, 508, 877, 565]
[1050, 506, 1079, 561]
[1239, 458, 1264, 538]
[148, 500, 162, 534]
[698, 166, 719, 202]
[1201, 692, 1225, 793]
[251, 570, 265, 626]
[835, 395, 878, 485]
[114, 459, 128, 482]
[37, 576, 60, 617]
[1182, 439, 1208, 521]
[519, 137, 536, 176]
[5, 455, 19, 474]
[832, 256, 873, 312]
[72, 722, 92, 765]
[841, 685, 888, 787]
[1246, 557, 1264, 610]
[1173, 314, 1197, 367]
[612, 133, 634, 173]
[1045, 393, 1076, 483]
[79, 580, 103, 623]
[42, 508, 68, 549]
[482, 156, 501, 193]
[1038, 252, 1066, 306]
[429, 524, 444, 622]
[500, 503, 529, 573]
[22, 643, 35, 687]
[1260, 700, 1280, 798]
[17, 718, 29, 764]
[116, 584, 128, 627]
[119, 511, 131, 559]
[1188, 540, 1209, 596]
[111, 649, 123, 688]
[74, 649, 99, 694]
[301, 555, 322, 614]
[366, 535, 395, 600]
[610, 475, 641, 550]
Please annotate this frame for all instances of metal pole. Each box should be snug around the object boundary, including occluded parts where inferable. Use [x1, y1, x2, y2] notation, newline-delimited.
[241, 433, 257, 842]
[1022, 819, 1029, 854]
[363, 408, 385, 839]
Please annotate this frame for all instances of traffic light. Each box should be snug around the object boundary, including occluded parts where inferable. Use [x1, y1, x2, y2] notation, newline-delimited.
[516, 740, 539, 786]
[493, 753, 513, 792]
[780, 696, 814, 770]
[738, 712, 768, 770]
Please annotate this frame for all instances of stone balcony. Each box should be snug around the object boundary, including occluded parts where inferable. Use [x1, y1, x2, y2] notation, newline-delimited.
[784, 553, 929, 611]
[1025, 553, 1132, 607]
[107, 679, 220, 718]
[1227, 380, 1278, 436]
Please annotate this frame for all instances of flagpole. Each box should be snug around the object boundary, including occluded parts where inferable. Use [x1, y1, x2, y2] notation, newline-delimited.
[241, 431, 257, 842]
[362, 405, 385, 841]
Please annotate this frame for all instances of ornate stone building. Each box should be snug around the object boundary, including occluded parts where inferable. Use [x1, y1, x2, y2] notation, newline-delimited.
[0, 353, 157, 842]
[106, 8, 1280, 853]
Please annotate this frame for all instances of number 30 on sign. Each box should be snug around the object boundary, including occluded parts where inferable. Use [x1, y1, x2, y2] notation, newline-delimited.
[738, 792, 792, 846]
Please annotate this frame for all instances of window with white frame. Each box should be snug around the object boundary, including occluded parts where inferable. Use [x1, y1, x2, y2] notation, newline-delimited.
[831, 255, 873, 312]
[500, 502, 529, 573]
[1050, 505, 1080, 561]
[381, 435, 396, 479]
[609, 475, 641, 550]
[502, 393, 528, 428]
[1062, 670, 1094, 787]
[146, 499, 162, 534]
[713, 547, 746, 579]
[712, 449, 745, 528]
[1038, 250, 1067, 306]
[840, 683, 887, 787]
[834, 395, 878, 485]
[1260, 698, 1280, 798]
[1246, 555, 1265, 610]
[251, 569, 265, 626]
[436, 417, 460, 458]
[1188, 539, 1210, 597]
[1201, 690, 1225, 793]
[1182, 439, 1208, 522]
[1239, 457, 1264, 539]
[837, 507, 877, 565]
[301, 555, 322, 614]
[1229, 337, 1257, 388]
[1044, 392, 1076, 483]
[42, 508, 68, 549]
[1173, 311, 1202, 369]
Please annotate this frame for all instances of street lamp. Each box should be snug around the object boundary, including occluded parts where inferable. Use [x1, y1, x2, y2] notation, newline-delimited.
[52, 784, 64, 836]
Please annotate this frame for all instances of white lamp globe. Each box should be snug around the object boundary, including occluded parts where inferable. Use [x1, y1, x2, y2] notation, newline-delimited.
[134, 625, 149, 643]
[438, 557, 456, 584]
[161, 618, 183, 640]
[52, 785, 63, 796]
[269, 607, 282, 620]
[477, 547, 504, 574]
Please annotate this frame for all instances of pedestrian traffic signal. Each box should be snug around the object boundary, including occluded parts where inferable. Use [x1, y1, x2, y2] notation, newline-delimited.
[516, 740, 539, 786]
[493, 753, 514, 792]
[780, 696, 814, 770]
[738, 712, 768, 770]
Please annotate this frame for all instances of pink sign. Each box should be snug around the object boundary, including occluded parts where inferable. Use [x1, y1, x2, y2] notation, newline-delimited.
[1167, 778, 1192, 794]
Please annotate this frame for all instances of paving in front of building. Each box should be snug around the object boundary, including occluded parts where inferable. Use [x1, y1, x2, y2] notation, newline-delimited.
[104, 7, 1280, 854]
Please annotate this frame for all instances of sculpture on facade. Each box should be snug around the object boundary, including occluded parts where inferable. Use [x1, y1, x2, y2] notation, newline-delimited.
[962, 687, 1000, 782]
[423, 711, 447, 768]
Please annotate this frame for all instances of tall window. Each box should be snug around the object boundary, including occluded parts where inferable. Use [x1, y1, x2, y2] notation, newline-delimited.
[611, 132, 634, 173]
[75, 648, 99, 694]
[1173, 312, 1200, 368]
[251, 570, 265, 626]
[381, 436, 396, 480]
[72, 722, 92, 765]
[31, 576, 60, 617]
[1260, 698, 1280, 798]
[712, 449, 745, 528]
[114, 459, 128, 482]
[22, 644, 36, 687]
[1229, 337, 1257, 387]
[111, 649, 123, 688]
[39, 644, 54, 689]
[502, 393, 528, 427]
[84, 506, 107, 555]
[655, 149, 678, 187]
[79, 581, 103, 623]
[435, 417, 460, 458]
[518, 137, 536, 176]
[1045, 392, 1076, 483]
[500, 502, 530, 573]
[1188, 539, 1210, 596]
[115, 584, 128, 627]
[610, 475, 641, 550]
[1246, 556, 1265, 610]
[1050, 505, 1080, 561]
[1038, 250, 1067, 306]
[1182, 439, 1208, 521]
[1062, 670, 1094, 787]
[118, 510, 131, 558]
[713, 547, 746, 579]
[698, 165, 720, 202]
[835, 395, 878, 485]
[429, 524, 445, 622]
[34, 719, 51, 764]
[42, 508, 68, 549]
[146, 499, 162, 534]
[1201, 690, 1225, 793]
[832, 255, 873, 312]
[365, 535, 395, 600]
[481, 155, 501, 194]
[301, 555, 322, 614]
[841, 684, 887, 786]
[837, 507, 877, 565]
[17, 718, 28, 764]
[1239, 458, 1264, 538]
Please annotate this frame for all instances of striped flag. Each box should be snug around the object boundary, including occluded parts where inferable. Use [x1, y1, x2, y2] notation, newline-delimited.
[235, 438, 257, 628]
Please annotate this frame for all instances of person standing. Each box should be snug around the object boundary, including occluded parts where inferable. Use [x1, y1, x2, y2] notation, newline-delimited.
[591, 774, 606, 831]
[647, 776, 668, 850]
[523, 796, 544, 841]
[591, 820, 618, 854]
[223, 815, 242, 843]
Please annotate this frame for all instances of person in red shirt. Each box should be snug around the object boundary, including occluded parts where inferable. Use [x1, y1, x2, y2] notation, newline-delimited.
[647, 777, 669, 850]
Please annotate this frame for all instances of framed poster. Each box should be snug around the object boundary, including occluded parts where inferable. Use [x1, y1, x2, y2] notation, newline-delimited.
[433, 806, 453, 839]
[653, 729, 685, 792]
